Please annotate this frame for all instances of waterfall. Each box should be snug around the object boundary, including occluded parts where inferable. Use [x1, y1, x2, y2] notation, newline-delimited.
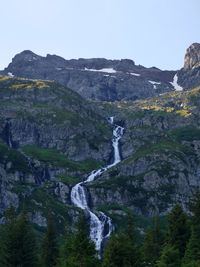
[70, 117, 124, 253]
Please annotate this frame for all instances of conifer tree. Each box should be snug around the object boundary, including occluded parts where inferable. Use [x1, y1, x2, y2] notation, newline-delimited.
[103, 213, 141, 267]
[0, 207, 17, 267]
[0, 211, 38, 267]
[57, 213, 99, 267]
[167, 204, 189, 257]
[156, 245, 181, 267]
[182, 226, 200, 266]
[41, 213, 58, 267]
[182, 191, 200, 266]
[143, 217, 163, 266]
[102, 233, 138, 267]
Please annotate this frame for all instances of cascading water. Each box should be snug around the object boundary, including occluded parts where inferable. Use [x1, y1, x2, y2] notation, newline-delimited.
[70, 117, 124, 253]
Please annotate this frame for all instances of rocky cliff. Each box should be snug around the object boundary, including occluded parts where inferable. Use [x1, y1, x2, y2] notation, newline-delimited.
[178, 43, 200, 89]
[87, 86, 200, 222]
[1, 50, 175, 101]
[0, 75, 112, 230]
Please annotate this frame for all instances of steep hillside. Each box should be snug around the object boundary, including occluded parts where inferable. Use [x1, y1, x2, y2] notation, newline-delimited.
[1, 74, 200, 233]
[0, 75, 112, 230]
[1, 50, 175, 101]
[87, 86, 200, 224]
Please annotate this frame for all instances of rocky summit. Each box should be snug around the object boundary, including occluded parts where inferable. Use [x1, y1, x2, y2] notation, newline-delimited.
[184, 43, 200, 70]
[1, 43, 200, 232]
[178, 43, 200, 90]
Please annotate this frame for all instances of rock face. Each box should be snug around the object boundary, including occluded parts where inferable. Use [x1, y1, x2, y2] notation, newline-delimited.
[87, 86, 200, 217]
[1, 50, 175, 101]
[178, 43, 200, 90]
[0, 76, 112, 229]
[184, 43, 200, 70]
[0, 76, 112, 161]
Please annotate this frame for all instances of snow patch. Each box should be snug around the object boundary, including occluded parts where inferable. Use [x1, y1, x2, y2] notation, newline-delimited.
[148, 80, 161, 89]
[84, 67, 117, 74]
[170, 74, 183, 91]
[8, 72, 14, 77]
[56, 67, 62, 71]
[28, 56, 37, 62]
[148, 80, 161, 85]
[103, 74, 116, 78]
[130, 72, 141, 76]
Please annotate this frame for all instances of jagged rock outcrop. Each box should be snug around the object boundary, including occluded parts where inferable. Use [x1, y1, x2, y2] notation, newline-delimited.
[1, 50, 175, 101]
[178, 43, 200, 90]
[184, 43, 200, 70]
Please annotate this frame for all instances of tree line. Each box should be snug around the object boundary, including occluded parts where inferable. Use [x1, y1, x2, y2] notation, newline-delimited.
[1, 192, 200, 267]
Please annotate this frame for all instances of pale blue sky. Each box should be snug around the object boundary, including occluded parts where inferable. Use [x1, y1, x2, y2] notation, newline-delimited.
[1, 0, 200, 70]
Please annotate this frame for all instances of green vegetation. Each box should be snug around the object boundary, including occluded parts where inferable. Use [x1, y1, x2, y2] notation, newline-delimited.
[142, 217, 163, 266]
[0, 210, 38, 267]
[14, 185, 73, 234]
[169, 126, 200, 142]
[57, 174, 81, 185]
[0, 141, 29, 173]
[22, 145, 102, 172]
[182, 191, 200, 266]
[124, 140, 194, 163]
[0, 76, 51, 91]
[157, 245, 181, 267]
[1, 196, 200, 267]
[167, 204, 190, 257]
[11, 80, 50, 90]
[57, 214, 100, 267]
[102, 214, 141, 267]
[41, 214, 58, 267]
[25, 187, 70, 221]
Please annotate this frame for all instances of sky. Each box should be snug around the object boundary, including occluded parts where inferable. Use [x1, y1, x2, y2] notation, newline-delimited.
[1, 0, 200, 70]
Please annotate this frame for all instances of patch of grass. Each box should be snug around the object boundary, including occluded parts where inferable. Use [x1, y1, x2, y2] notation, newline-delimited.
[11, 80, 49, 90]
[37, 109, 80, 125]
[90, 174, 145, 191]
[169, 126, 200, 142]
[175, 109, 191, 117]
[0, 141, 29, 173]
[12, 183, 33, 194]
[57, 174, 81, 185]
[22, 145, 102, 172]
[16, 185, 76, 234]
[0, 75, 12, 81]
[124, 139, 194, 164]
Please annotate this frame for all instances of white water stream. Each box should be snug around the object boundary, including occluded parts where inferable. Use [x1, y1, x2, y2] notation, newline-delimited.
[71, 117, 124, 252]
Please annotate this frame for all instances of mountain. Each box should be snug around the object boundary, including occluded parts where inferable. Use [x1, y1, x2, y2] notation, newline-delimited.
[1, 43, 200, 237]
[1, 50, 176, 101]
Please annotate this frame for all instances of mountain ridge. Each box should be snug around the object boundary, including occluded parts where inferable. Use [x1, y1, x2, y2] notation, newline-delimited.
[1, 50, 176, 101]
